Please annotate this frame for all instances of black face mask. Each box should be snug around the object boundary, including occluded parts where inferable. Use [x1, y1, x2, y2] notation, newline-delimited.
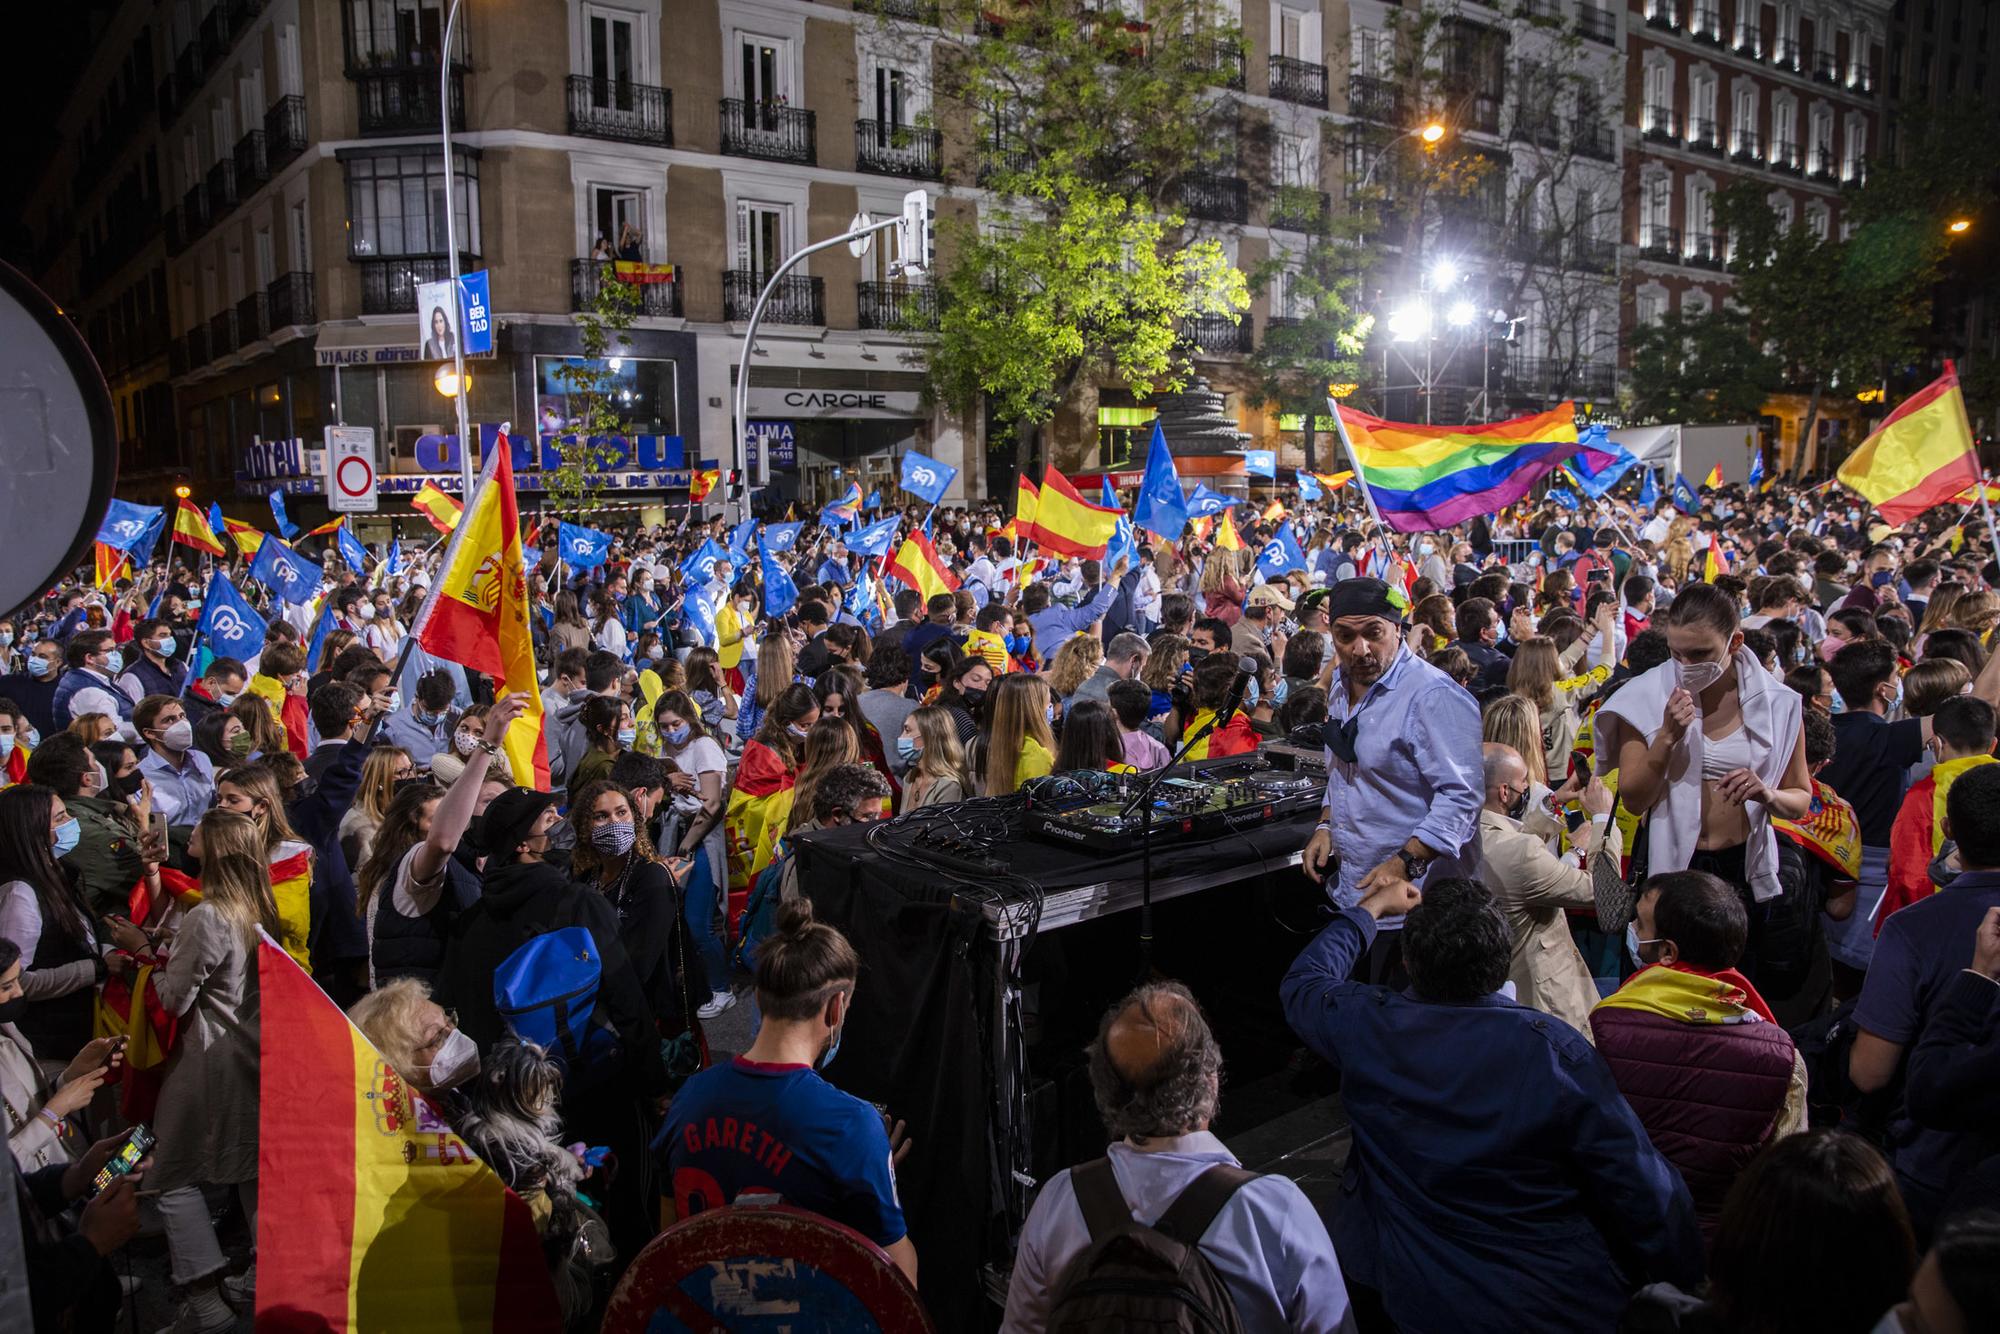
[0, 995, 25, 1025]
[1506, 786, 1532, 821]
[960, 686, 987, 707]
[113, 771, 145, 800]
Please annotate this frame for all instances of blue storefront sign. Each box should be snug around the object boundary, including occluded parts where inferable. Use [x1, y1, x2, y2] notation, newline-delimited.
[745, 420, 797, 471]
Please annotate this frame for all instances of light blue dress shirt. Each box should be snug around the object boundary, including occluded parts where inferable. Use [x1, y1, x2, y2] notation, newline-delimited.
[138, 747, 216, 826]
[1028, 580, 1119, 649]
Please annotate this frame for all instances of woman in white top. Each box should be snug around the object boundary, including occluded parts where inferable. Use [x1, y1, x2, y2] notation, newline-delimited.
[592, 591, 630, 659]
[0, 938, 126, 1172]
[654, 688, 732, 1017]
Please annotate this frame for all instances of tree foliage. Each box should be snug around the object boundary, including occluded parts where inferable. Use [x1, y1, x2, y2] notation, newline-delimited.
[545, 272, 640, 521]
[1627, 307, 1780, 425]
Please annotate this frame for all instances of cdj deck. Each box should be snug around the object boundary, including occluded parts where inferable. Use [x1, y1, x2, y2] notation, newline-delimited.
[1023, 751, 1325, 854]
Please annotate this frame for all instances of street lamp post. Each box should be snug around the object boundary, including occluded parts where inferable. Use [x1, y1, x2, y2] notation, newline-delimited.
[440, 0, 474, 500]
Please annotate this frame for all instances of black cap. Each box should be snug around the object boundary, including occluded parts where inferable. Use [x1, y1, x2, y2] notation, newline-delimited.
[475, 787, 562, 862]
[1323, 577, 1404, 624]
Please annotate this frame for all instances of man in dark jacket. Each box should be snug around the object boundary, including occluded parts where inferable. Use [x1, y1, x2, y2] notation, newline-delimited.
[1281, 875, 1702, 1334]
[1591, 871, 1806, 1235]
[1450, 597, 1513, 690]
[0, 637, 64, 738]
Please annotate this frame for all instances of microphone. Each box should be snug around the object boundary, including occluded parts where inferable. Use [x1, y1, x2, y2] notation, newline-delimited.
[1218, 655, 1259, 723]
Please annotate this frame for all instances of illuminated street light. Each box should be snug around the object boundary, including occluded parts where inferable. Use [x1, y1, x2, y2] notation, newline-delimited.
[433, 365, 471, 398]
[1420, 121, 1446, 144]
[174, 484, 191, 499]
[1447, 300, 1479, 327]
[1388, 306, 1430, 341]
[1947, 218, 1972, 234]
[1431, 259, 1460, 289]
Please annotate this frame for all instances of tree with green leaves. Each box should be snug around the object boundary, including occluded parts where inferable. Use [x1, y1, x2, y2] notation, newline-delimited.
[1626, 307, 1780, 425]
[545, 269, 641, 522]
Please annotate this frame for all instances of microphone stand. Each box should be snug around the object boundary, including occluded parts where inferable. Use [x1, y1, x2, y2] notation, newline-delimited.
[1118, 698, 1240, 975]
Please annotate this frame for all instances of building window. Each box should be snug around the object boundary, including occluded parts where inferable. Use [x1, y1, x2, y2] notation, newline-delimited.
[1682, 289, 1712, 317]
[734, 199, 792, 274]
[1805, 201, 1829, 240]
[343, 149, 481, 257]
[1636, 285, 1667, 328]
[1768, 190, 1795, 231]
[345, 0, 454, 67]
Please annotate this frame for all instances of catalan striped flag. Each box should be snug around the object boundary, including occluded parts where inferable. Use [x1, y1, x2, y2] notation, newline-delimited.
[255, 935, 559, 1332]
[1033, 466, 1121, 559]
[410, 481, 463, 535]
[1837, 365, 1981, 525]
[1336, 403, 1580, 534]
[172, 499, 228, 556]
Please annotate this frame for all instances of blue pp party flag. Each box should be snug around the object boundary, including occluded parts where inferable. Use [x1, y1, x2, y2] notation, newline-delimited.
[268, 489, 299, 540]
[1185, 484, 1241, 518]
[1671, 474, 1700, 515]
[684, 588, 717, 648]
[195, 571, 268, 665]
[1242, 449, 1277, 479]
[864, 489, 883, 511]
[1297, 473, 1323, 502]
[899, 450, 957, 506]
[304, 599, 337, 672]
[1099, 476, 1119, 509]
[726, 517, 759, 562]
[1748, 447, 1765, 492]
[1255, 521, 1308, 581]
[1133, 424, 1190, 542]
[847, 514, 901, 559]
[248, 538, 318, 606]
[557, 522, 613, 571]
[335, 523, 370, 574]
[821, 481, 862, 527]
[680, 538, 728, 585]
[96, 499, 164, 553]
[762, 521, 804, 553]
[1638, 468, 1660, 509]
[207, 503, 227, 542]
[843, 567, 883, 630]
[759, 538, 799, 618]
[1546, 487, 1580, 510]
[1106, 514, 1136, 571]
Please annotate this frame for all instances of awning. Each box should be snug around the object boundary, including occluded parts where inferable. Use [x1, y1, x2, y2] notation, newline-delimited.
[314, 322, 497, 368]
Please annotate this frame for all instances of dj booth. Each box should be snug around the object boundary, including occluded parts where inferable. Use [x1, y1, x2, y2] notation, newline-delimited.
[790, 749, 1325, 1328]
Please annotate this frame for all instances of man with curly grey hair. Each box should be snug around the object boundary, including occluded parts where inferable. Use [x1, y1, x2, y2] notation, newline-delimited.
[1001, 982, 1355, 1332]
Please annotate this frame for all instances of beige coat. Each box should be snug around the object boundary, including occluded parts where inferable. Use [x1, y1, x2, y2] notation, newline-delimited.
[150, 903, 261, 1192]
[1476, 807, 1621, 1041]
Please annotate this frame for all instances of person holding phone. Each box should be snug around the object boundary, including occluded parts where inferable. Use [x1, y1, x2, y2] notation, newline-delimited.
[0, 937, 126, 1170]
[9, 1120, 147, 1331]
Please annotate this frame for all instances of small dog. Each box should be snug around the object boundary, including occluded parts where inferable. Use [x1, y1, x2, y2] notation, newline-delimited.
[454, 1038, 583, 1197]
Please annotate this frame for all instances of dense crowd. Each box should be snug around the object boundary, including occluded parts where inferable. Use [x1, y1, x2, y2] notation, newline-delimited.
[7, 474, 2000, 1334]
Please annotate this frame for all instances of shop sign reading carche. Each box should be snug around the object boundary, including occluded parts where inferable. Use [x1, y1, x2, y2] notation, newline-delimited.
[743, 387, 922, 420]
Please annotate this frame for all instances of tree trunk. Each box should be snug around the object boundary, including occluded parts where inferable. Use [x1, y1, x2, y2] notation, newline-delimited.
[1303, 405, 1317, 474]
[1795, 382, 1823, 479]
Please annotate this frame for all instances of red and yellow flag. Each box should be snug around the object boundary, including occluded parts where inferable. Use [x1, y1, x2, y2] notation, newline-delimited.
[409, 437, 549, 786]
[1703, 542, 1731, 583]
[223, 518, 266, 558]
[724, 743, 796, 904]
[1014, 476, 1042, 547]
[1214, 510, 1243, 551]
[255, 936, 559, 1332]
[93, 542, 131, 590]
[885, 529, 961, 602]
[1312, 470, 1354, 492]
[1261, 498, 1287, 521]
[410, 481, 463, 535]
[1837, 365, 1981, 525]
[1702, 463, 1725, 489]
[1034, 466, 1120, 559]
[689, 468, 720, 502]
[305, 517, 347, 539]
[172, 500, 227, 556]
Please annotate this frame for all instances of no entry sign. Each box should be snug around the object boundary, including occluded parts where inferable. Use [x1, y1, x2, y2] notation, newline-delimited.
[325, 426, 379, 513]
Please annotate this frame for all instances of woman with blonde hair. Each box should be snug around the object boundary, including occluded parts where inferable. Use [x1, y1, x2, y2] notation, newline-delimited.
[737, 631, 797, 743]
[208, 765, 315, 967]
[149, 845, 278, 1332]
[227, 695, 287, 762]
[1949, 589, 2000, 641]
[1047, 633, 1104, 706]
[1483, 692, 1549, 787]
[897, 706, 973, 812]
[1507, 604, 1618, 780]
[65, 713, 116, 745]
[983, 673, 1056, 795]
[785, 718, 861, 835]
[1915, 583, 1965, 642]
[338, 746, 413, 872]
[1199, 546, 1247, 626]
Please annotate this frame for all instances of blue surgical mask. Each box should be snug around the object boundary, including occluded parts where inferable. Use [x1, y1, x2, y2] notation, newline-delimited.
[786, 722, 810, 740]
[1273, 677, 1291, 706]
[102, 650, 123, 676]
[0, 632, 14, 647]
[0, 735, 13, 758]
[52, 816, 80, 859]
[818, 1024, 843, 1070]
[152, 637, 177, 658]
[616, 726, 638, 748]
[1244, 677, 1261, 708]
[25, 658, 52, 679]
[665, 724, 690, 747]
[895, 735, 919, 764]
[1045, 702, 1056, 723]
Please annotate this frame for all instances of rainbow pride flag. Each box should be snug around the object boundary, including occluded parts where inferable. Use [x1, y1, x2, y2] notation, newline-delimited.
[1337, 402, 1581, 533]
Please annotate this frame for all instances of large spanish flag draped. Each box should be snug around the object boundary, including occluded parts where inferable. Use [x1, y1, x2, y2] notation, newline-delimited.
[255, 936, 559, 1332]
[408, 437, 549, 786]
[884, 530, 960, 602]
[410, 480, 463, 535]
[172, 499, 228, 556]
[724, 742, 797, 908]
[1836, 365, 1980, 525]
[1034, 466, 1122, 559]
[1337, 402, 1581, 533]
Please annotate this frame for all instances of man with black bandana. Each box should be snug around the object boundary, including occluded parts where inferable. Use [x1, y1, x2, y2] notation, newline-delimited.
[1301, 578, 1483, 985]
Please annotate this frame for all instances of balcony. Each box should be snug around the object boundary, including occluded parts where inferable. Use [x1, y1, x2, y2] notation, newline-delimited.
[353, 65, 465, 136]
[571, 259, 684, 317]
[1512, 358, 1615, 400]
[1192, 38, 1245, 91]
[852, 0, 940, 20]
[266, 271, 316, 328]
[1507, 228, 1562, 264]
[175, 44, 204, 98]
[1573, 120, 1617, 161]
[355, 254, 477, 315]
[720, 98, 816, 165]
[1772, 38, 1803, 72]
[199, 6, 230, 65]
[856, 120, 941, 178]
[566, 75, 672, 146]
[1686, 232, 1726, 268]
[978, 136, 1037, 185]
[180, 184, 211, 242]
[1644, 2, 1678, 32]
[857, 280, 940, 331]
[1269, 55, 1328, 108]
[723, 270, 824, 325]
[1515, 0, 1559, 19]
[1640, 223, 1680, 259]
[207, 309, 237, 358]
[1511, 110, 1565, 151]
[1842, 158, 1868, 189]
[1809, 146, 1837, 181]
[1771, 138, 1802, 173]
[1689, 5, 1722, 43]
[1347, 74, 1403, 125]
[205, 160, 237, 216]
[233, 131, 268, 191]
[1571, 235, 1618, 272]
[1269, 185, 1330, 231]
[1183, 314, 1251, 356]
[1177, 171, 1248, 224]
[1731, 129, 1763, 162]
[174, 326, 208, 374]
[1577, 5, 1617, 45]
[235, 292, 267, 344]
[1643, 105, 1679, 142]
[1812, 52, 1841, 84]
[1464, 93, 1503, 135]
[1687, 117, 1722, 154]
[264, 96, 307, 170]
[1732, 23, 1762, 57]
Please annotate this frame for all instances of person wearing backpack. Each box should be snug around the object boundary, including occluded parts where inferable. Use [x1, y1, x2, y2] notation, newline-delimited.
[432, 780, 669, 1255]
[1003, 981, 1353, 1333]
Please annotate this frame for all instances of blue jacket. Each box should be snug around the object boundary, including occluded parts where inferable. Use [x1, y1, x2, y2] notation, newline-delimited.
[1281, 909, 1702, 1334]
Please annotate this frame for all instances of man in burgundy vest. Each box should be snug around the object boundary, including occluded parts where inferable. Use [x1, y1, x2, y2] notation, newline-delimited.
[1591, 871, 1808, 1233]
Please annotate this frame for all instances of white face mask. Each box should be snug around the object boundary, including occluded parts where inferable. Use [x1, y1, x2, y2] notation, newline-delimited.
[1678, 659, 1725, 694]
[421, 1027, 481, 1091]
[454, 731, 480, 757]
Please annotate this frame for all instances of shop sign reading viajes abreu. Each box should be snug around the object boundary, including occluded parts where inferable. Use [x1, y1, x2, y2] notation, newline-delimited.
[236, 427, 692, 497]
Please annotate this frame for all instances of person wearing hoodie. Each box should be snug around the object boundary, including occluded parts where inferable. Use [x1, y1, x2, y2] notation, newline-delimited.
[0, 638, 65, 738]
[432, 747, 669, 1252]
[549, 650, 624, 788]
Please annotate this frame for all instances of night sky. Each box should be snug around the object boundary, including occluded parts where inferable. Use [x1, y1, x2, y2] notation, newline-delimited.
[1, 1, 128, 270]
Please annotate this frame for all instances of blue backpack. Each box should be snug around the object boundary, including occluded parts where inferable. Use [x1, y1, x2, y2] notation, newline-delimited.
[493, 927, 620, 1080]
[732, 857, 789, 973]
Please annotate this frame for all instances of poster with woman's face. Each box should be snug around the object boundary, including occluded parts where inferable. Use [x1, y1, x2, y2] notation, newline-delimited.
[416, 280, 459, 361]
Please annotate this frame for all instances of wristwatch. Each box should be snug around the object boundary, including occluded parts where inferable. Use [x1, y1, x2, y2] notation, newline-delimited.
[1398, 848, 1433, 881]
[474, 738, 503, 756]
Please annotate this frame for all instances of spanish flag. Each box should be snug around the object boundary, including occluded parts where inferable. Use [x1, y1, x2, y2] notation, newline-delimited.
[93, 542, 131, 590]
[1034, 466, 1120, 559]
[885, 530, 960, 602]
[724, 743, 796, 910]
[689, 468, 720, 502]
[172, 499, 227, 556]
[1702, 462, 1725, 489]
[1703, 541, 1731, 583]
[410, 481, 463, 535]
[1262, 498, 1287, 521]
[305, 517, 347, 539]
[1312, 470, 1354, 491]
[408, 436, 549, 786]
[1837, 364, 1981, 525]
[255, 935, 559, 1332]
[223, 518, 266, 558]
[1214, 509, 1243, 551]
[1014, 476, 1042, 546]
[134, 845, 314, 971]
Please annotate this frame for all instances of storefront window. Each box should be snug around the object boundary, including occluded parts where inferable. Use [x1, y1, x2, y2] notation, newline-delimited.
[344, 149, 481, 258]
[534, 356, 678, 436]
[1096, 403, 1155, 470]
